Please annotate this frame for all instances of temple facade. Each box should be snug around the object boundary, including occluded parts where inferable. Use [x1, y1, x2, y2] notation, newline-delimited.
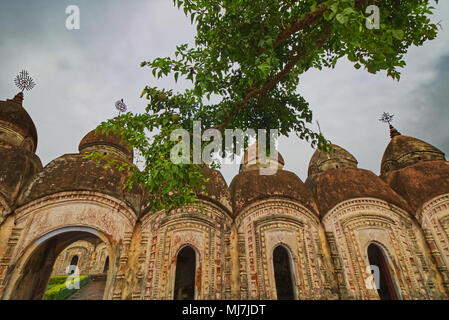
[0, 92, 448, 300]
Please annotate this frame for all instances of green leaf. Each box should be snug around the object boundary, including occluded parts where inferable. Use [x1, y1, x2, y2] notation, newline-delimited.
[392, 29, 405, 40]
[343, 7, 355, 15]
[257, 63, 270, 77]
[336, 14, 348, 24]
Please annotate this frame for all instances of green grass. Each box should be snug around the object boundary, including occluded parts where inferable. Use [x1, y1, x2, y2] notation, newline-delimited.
[43, 275, 90, 300]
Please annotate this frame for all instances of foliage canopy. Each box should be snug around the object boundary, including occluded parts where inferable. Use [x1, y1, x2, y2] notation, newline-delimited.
[91, 0, 440, 214]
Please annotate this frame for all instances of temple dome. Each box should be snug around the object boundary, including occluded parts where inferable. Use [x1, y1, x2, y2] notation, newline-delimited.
[195, 167, 232, 213]
[79, 128, 133, 161]
[18, 153, 142, 213]
[239, 143, 284, 173]
[305, 144, 358, 194]
[385, 160, 449, 213]
[307, 144, 358, 178]
[0, 142, 42, 207]
[141, 167, 233, 217]
[230, 148, 318, 218]
[380, 128, 445, 178]
[19, 126, 140, 211]
[311, 167, 410, 216]
[0, 92, 38, 152]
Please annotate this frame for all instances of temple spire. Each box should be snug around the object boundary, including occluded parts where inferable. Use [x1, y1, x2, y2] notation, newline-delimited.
[12, 92, 24, 104]
[389, 124, 401, 138]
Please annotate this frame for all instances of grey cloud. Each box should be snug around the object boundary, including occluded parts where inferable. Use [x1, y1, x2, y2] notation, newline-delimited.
[409, 54, 449, 154]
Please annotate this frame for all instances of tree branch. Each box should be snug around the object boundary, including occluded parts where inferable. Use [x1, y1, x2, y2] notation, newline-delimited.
[275, 0, 373, 48]
[214, 28, 332, 133]
[211, 0, 374, 132]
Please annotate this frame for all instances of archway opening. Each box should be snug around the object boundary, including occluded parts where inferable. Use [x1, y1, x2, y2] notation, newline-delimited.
[103, 257, 109, 274]
[69, 255, 79, 274]
[9, 230, 110, 300]
[273, 246, 295, 300]
[367, 243, 399, 300]
[173, 246, 196, 300]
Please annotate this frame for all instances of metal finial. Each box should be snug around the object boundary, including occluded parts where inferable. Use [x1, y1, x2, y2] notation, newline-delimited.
[115, 99, 127, 115]
[379, 112, 394, 125]
[379, 112, 401, 138]
[14, 70, 36, 92]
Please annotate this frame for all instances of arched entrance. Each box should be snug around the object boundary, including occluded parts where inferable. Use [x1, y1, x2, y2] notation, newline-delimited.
[367, 243, 399, 300]
[69, 255, 79, 274]
[6, 227, 113, 300]
[173, 246, 196, 300]
[273, 245, 295, 300]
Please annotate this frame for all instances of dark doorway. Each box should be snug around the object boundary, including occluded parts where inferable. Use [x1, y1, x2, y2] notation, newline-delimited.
[367, 243, 399, 300]
[70, 255, 79, 267]
[103, 257, 109, 273]
[68, 255, 79, 274]
[273, 246, 295, 300]
[173, 246, 196, 300]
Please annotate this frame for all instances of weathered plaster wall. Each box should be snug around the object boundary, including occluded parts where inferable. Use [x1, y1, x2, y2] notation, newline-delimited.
[234, 198, 337, 300]
[417, 194, 449, 293]
[322, 198, 447, 299]
[140, 201, 233, 300]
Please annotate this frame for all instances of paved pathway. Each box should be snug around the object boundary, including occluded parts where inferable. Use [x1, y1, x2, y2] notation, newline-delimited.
[67, 279, 106, 300]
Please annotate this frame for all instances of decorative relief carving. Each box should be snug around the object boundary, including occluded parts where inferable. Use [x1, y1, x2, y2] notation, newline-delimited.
[324, 197, 439, 299]
[141, 202, 231, 300]
[236, 199, 327, 299]
[0, 227, 22, 297]
[1, 180, 448, 301]
[419, 194, 449, 293]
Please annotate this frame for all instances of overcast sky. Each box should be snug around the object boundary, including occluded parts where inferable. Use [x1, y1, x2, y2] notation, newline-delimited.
[0, 0, 448, 185]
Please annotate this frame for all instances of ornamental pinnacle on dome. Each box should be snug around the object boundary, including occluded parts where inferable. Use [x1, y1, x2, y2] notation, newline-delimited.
[12, 70, 36, 105]
[379, 112, 401, 138]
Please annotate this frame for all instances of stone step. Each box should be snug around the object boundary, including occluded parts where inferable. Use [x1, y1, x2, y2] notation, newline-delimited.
[67, 279, 107, 300]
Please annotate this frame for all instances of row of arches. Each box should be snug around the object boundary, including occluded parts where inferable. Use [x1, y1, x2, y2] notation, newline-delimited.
[172, 243, 399, 300]
[0, 223, 414, 300]
[68, 255, 109, 274]
[3, 227, 115, 300]
[1, 194, 422, 300]
[1, 216, 401, 301]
